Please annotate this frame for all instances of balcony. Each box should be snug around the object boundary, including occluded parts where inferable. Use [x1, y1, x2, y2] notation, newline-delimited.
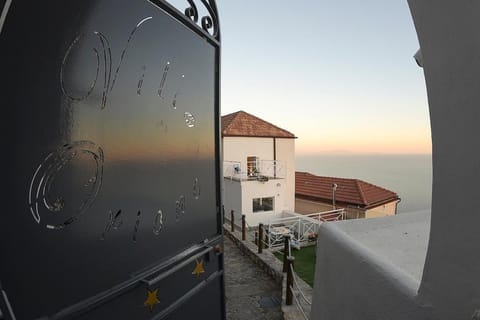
[223, 160, 286, 181]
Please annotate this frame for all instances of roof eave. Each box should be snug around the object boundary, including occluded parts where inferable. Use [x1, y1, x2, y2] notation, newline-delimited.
[222, 134, 297, 139]
[295, 193, 366, 207]
[364, 197, 401, 209]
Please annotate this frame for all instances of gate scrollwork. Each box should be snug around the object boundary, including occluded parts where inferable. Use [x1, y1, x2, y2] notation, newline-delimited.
[183, 0, 219, 40]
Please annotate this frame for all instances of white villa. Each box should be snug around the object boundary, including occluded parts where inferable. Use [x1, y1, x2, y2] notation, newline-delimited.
[221, 110, 399, 227]
[222, 111, 296, 226]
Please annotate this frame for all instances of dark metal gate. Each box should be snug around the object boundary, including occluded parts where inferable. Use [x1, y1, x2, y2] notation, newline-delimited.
[0, 0, 223, 319]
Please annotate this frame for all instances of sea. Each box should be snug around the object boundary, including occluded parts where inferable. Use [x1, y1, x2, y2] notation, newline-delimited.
[295, 154, 432, 214]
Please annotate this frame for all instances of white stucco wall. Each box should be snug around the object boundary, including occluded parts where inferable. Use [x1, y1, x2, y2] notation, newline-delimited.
[222, 136, 295, 225]
[310, 211, 431, 319]
[365, 201, 398, 218]
[276, 138, 295, 211]
[409, 1, 480, 318]
[223, 137, 274, 172]
[295, 198, 334, 214]
[240, 178, 285, 226]
[223, 179, 242, 223]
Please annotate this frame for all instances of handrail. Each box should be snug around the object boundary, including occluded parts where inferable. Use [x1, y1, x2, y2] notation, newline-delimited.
[151, 271, 223, 320]
[290, 265, 311, 305]
[142, 246, 212, 287]
[227, 209, 345, 250]
[223, 159, 286, 180]
[265, 216, 305, 223]
[39, 238, 222, 320]
[304, 208, 344, 217]
[277, 233, 312, 320]
[285, 236, 311, 320]
[291, 285, 309, 320]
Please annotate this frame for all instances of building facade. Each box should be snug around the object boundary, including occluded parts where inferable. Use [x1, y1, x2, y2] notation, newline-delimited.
[222, 111, 296, 226]
[295, 171, 400, 219]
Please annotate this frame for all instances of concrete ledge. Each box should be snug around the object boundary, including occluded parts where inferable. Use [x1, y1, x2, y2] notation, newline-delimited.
[310, 213, 433, 320]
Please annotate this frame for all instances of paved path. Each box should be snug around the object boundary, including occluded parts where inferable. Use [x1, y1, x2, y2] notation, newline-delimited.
[224, 236, 283, 320]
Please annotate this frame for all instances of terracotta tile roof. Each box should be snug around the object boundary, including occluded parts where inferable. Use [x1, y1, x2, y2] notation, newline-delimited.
[221, 111, 296, 138]
[295, 171, 399, 208]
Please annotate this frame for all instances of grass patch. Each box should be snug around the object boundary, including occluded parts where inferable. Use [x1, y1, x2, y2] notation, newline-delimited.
[274, 245, 317, 287]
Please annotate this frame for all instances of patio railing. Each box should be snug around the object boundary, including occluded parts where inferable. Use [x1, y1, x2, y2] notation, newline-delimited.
[223, 207, 345, 250]
[223, 160, 286, 180]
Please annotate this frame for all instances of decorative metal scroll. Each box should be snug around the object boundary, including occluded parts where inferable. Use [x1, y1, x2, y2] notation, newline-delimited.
[183, 0, 220, 40]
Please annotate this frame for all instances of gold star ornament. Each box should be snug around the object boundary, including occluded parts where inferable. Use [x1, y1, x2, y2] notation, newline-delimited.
[192, 259, 205, 276]
[144, 289, 160, 312]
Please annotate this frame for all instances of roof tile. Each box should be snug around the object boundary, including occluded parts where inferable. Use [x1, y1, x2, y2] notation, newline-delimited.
[222, 111, 296, 138]
[295, 171, 399, 208]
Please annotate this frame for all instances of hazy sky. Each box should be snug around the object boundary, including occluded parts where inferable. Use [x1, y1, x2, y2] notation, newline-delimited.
[172, 1, 432, 155]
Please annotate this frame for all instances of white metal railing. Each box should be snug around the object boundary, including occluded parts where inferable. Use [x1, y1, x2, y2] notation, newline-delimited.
[223, 161, 242, 180]
[263, 209, 345, 249]
[264, 216, 317, 249]
[304, 209, 344, 222]
[223, 208, 346, 250]
[222, 160, 286, 180]
[259, 160, 286, 179]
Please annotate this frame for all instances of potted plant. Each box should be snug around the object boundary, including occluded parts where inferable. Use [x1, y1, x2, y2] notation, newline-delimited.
[307, 232, 318, 242]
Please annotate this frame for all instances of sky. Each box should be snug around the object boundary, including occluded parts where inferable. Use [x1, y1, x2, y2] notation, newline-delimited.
[171, 1, 432, 155]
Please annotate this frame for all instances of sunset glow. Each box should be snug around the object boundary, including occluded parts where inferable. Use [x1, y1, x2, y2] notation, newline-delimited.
[215, 0, 431, 155]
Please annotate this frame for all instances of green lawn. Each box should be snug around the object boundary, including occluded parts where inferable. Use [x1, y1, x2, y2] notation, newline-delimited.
[274, 245, 317, 287]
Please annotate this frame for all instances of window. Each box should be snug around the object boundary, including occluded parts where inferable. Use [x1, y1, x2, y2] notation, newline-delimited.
[252, 197, 274, 212]
[247, 156, 259, 177]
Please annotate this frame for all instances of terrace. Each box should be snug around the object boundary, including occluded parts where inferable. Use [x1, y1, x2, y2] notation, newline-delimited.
[223, 159, 286, 182]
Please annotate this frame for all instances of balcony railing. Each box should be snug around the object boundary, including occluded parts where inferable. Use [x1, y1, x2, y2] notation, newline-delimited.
[223, 160, 286, 181]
